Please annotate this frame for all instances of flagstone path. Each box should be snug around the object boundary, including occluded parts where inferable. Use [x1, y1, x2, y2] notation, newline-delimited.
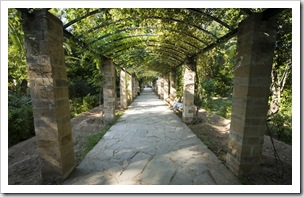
[64, 88, 239, 185]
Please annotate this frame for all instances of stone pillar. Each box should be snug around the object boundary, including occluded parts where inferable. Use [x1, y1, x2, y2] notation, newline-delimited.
[120, 69, 128, 109]
[153, 79, 157, 93]
[169, 72, 177, 100]
[21, 9, 75, 183]
[163, 76, 169, 100]
[159, 77, 164, 99]
[182, 66, 195, 123]
[132, 75, 136, 100]
[126, 73, 132, 104]
[102, 59, 116, 123]
[157, 78, 161, 97]
[226, 13, 277, 176]
[135, 79, 140, 96]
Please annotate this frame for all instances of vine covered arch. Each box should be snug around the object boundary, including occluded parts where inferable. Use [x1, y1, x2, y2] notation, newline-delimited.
[18, 8, 262, 72]
[15, 7, 289, 184]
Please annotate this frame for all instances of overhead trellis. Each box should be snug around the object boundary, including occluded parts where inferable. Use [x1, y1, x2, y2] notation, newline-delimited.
[18, 8, 285, 75]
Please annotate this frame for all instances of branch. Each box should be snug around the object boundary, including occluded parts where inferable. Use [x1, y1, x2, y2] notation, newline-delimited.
[280, 63, 292, 91]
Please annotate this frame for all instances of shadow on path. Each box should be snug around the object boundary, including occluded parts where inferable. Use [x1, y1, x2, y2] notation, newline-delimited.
[64, 88, 239, 185]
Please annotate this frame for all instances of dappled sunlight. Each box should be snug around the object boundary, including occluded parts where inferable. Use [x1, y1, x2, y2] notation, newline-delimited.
[209, 124, 230, 134]
[64, 88, 239, 185]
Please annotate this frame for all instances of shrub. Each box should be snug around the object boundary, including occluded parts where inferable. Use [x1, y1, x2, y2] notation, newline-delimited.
[267, 88, 292, 145]
[70, 94, 99, 118]
[267, 113, 292, 145]
[218, 99, 232, 119]
[8, 91, 35, 147]
[201, 79, 216, 110]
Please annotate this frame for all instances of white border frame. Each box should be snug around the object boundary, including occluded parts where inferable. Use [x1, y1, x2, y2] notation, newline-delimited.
[1, 1, 301, 194]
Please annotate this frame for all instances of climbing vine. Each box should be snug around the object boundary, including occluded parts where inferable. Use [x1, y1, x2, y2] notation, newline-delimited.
[8, 8, 292, 145]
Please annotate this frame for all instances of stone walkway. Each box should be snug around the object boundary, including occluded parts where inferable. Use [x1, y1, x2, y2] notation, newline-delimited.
[64, 88, 239, 185]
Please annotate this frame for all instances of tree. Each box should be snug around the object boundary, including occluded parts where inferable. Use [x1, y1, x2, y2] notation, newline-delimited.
[269, 9, 292, 115]
[8, 9, 27, 91]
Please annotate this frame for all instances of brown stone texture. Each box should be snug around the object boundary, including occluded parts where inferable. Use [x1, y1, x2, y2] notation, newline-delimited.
[126, 73, 133, 104]
[158, 78, 161, 97]
[132, 76, 136, 100]
[22, 9, 75, 183]
[163, 75, 169, 100]
[226, 13, 277, 177]
[135, 78, 139, 97]
[169, 72, 177, 100]
[158, 77, 164, 99]
[182, 66, 195, 123]
[156, 76, 169, 100]
[120, 70, 128, 109]
[102, 59, 116, 123]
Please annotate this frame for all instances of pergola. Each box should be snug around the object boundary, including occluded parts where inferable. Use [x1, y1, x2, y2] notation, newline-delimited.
[17, 7, 285, 183]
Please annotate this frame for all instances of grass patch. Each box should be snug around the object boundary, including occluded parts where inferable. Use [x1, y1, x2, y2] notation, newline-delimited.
[76, 125, 111, 163]
[75, 109, 125, 164]
[208, 97, 232, 119]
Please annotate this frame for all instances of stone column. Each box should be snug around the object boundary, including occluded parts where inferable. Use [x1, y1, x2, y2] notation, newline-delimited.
[169, 72, 177, 100]
[163, 76, 169, 100]
[126, 73, 132, 104]
[134, 77, 137, 98]
[102, 59, 116, 123]
[226, 13, 277, 176]
[135, 79, 140, 96]
[157, 78, 161, 97]
[132, 75, 136, 100]
[21, 9, 75, 183]
[159, 77, 164, 99]
[182, 66, 195, 123]
[153, 79, 157, 93]
[120, 69, 128, 109]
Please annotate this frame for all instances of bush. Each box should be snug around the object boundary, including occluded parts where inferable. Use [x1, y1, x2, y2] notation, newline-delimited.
[201, 79, 216, 110]
[218, 99, 232, 119]
[70, 94, 99, 117]
[8, 91, 35, 147]
[267, 113, 292, 145]
[267, 88, 292, 145]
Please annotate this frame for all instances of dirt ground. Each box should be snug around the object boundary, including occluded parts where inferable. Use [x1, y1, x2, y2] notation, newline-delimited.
[187, 109, 292, 185]
[8, 106, 107, 185]
[8, 107, 292, 185]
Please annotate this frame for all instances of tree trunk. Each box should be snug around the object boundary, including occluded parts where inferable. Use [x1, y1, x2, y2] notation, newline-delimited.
[269, 62, 291, 115]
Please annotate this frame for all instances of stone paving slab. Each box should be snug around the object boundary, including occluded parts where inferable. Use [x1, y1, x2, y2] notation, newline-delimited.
[64, 88, 239, 185]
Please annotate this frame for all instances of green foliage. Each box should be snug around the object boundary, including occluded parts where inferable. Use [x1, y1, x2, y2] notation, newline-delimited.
[201, 78, 215, 109]
[274, 9, 292, 68]
[48, 8, 247, 76]
[8, 9, 27, 89]
[280, 89, 292, 124]
[197, 38, 235, 99]
[201, 78, 216, 97]
[202, 97, 232, 119]
[63, 34, 104, 118]
[8, 91, 35, 147]
[70, 94, 99, 118]
[217, 99, 232, 119]
[68, 80, 99, 98]
[267, 9, 292, 145]
[7, 8, 292, 147]
[267, 114, 292, 145]
[267, 88, 292, 145]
